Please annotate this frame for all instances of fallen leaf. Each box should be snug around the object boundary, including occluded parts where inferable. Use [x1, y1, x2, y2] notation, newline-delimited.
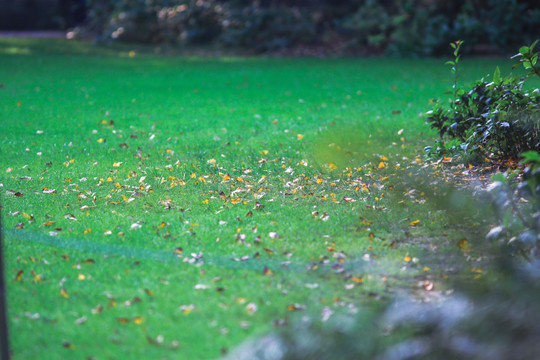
[287, 304, 306, 311]
[180, 304, 195, 314]
[130, 223, 142, 230]
[458, 239, 470, 253]
[64, 213, 78, 221]
[62, 341, 75, 349]
[15, 270, 23, 281]
[60, 288, 69, 298]
[116, 317, 130, 324]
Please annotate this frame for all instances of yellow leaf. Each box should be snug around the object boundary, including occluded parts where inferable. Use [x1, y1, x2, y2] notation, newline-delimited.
[381, 155, 389, 161]
[410, 220, 420, 226]
[97, 138, 104, 143]
[222, 174, 231, 181]
[60, 287, 69, 298]
[378, 162, 386, 169]
[404, 255, 412, 262]
[15, 270, 23, 281]
[351, 276, 363, 283]
[180, 304, 195, 314]
[113, 162, 122, 167]
[230, 197, 241, 205]
[202, 199, 209, 204]
[83, 228, 91, 235]
[207, 158, 216, 164]
[297, 134, 304, 140]
[133, 317, 144, 325]
[458, 239, 470, 254]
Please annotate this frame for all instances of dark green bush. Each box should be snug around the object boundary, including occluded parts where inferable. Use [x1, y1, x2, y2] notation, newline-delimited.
[83, 0, 540, 55]
[0, 0, 67, 30]
[86, 0, 225, 44]
[425, 41, 540, 162]
[336, 0, 540, 56]
[221, 5, 316, 52]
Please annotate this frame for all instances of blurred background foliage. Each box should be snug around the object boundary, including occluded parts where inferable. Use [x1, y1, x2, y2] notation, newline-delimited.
[2, 0, 539, 56]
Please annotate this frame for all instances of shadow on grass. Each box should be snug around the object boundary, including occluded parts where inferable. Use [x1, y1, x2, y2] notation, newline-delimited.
[221, 162, 540, 360]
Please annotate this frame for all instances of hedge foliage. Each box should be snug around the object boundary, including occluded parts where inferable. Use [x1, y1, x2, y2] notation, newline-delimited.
[83, 0, 540, 55]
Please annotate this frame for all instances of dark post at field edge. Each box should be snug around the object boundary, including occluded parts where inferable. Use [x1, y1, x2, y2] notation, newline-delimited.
[0, 196, 10, 360]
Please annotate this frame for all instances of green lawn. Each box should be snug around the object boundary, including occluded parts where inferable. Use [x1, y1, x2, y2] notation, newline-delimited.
[0, 38, 518, 359]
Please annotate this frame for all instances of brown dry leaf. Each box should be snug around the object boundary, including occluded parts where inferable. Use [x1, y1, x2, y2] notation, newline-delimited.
[62, 341, 75, 349]
[116, 317, 130, 324]
[262, 266, 273, 276]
